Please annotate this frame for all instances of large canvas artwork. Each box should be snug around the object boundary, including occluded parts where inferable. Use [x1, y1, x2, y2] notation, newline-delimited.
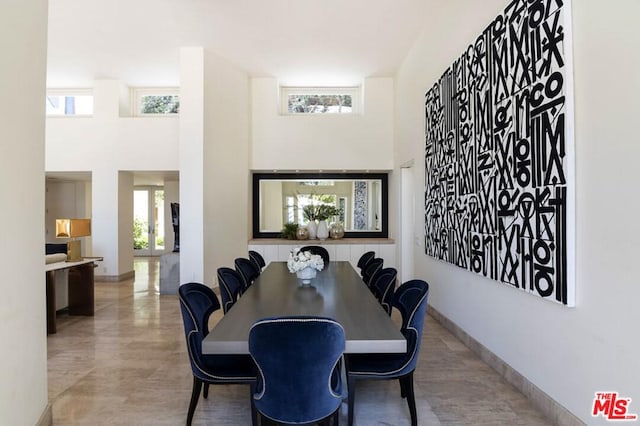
[424, 0, 574, 305]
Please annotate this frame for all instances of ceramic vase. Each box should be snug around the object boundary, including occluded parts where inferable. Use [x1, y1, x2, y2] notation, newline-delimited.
[316, 220, 329, 240]
[296, 267, 317, 285]
[307, 220, 317, 239]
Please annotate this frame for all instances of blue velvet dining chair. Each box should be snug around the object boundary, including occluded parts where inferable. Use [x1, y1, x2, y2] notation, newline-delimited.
[234, 257, 260, 291]
[356, 251, 375, 276]
[299, 245, 330, 266]
[248, 316, 346, 425]
[248, 250, 266, 271]
[178, 282, 257, 426]
[346, 279, 430, 426]
[361, 257, 383, 286]
[216, 267, 244, 314]
[370, 267, 397, 315]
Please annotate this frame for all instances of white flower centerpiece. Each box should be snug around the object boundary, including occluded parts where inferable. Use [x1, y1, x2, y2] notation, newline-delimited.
[287, 248, 324, 285]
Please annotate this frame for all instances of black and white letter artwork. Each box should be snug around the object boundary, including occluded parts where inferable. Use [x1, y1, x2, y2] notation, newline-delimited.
[424, 0, 574, 305]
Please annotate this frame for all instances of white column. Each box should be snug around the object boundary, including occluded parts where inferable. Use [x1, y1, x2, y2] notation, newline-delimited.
[179, 47, 205, 283]
[0, 0, 49, 424]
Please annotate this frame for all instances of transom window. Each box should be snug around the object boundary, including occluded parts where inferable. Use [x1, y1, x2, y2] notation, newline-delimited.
[281, 87, 360, 115]
[133, 88, 180, 116]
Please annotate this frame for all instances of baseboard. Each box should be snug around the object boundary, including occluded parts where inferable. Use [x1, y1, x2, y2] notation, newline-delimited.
[36, 404, 52, 426]
[428, 306, 584, 426]
[95, 270, 135, 282]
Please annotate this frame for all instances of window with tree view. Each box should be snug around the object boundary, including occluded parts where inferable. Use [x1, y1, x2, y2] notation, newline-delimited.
[140, 95, 180, 115]
[282, 87, 359, 114]
[288, 94, 352, 114]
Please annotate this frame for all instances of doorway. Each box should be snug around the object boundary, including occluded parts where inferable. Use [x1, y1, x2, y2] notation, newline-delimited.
[134, 187, 165, 256]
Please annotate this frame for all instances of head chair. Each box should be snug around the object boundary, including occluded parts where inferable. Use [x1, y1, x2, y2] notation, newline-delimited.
[249, 316, 345, 425]
[299, 245, 330, 266]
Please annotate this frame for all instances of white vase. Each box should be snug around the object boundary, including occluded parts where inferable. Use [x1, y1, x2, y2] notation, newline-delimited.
[307, 220, 317, 239]
[317, 220, 329, 240]
[296, 267, 317, 285]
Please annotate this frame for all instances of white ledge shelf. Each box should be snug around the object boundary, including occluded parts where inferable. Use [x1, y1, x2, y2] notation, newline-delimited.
[249, 238, 395, 245]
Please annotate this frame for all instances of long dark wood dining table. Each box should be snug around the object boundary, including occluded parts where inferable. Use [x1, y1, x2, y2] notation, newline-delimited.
[202, 261, 406, 354]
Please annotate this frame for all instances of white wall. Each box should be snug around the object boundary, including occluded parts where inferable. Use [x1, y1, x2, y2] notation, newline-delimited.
[394, 0, 640, 423]
[46, 80, 180, 276]
[0, 0, 49, 424]
[251, 77, 395, 171]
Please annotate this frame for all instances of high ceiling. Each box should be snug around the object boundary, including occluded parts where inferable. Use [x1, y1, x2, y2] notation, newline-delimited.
[46, 0, 430, 88]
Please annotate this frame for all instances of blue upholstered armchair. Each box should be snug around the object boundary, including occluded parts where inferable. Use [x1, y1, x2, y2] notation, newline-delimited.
[299, 245, 330, 265]
[249, 316, 346, 425]
[346, 279, 430, 426]
[234, 257, 260, 291]
[178, 282, 256, 426]
[356, 251, 375, 276]
[361, 257, 383, 286]
[370, 267, 398, 315]
[217, 267, 244, 314]
[248, 250, 266, 271]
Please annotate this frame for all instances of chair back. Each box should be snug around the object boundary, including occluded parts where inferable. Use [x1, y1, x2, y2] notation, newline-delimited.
[178, 282, 221, 380]
[362, 257, 383, 286]
[249, 316, 345, 424]
[370, 267, 397, 315]
[299, 245, 330, 265]
[392, 280, 430, 375]
[235, 257, 260, 291]
[217, 267, 244, 314]
[248, 250, 266, 270]
[356, 251, 375, 273]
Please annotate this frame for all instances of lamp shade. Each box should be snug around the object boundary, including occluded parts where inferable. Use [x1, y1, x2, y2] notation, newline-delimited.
[55, 218, 91, 238]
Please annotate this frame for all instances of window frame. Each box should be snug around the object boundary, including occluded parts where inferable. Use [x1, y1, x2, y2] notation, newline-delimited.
[132, 87, 180, 117]
[252, 172, 388, 239]
[280, 86, 361, 115]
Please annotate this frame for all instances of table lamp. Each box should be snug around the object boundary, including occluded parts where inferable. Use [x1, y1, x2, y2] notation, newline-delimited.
[56, 218, 91, 262]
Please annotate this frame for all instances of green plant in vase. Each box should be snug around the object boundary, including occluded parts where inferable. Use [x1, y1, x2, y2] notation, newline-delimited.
[280, 222, 299, 240]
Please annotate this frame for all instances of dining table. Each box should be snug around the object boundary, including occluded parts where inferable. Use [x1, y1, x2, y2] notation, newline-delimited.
[202, 261, 406, 355]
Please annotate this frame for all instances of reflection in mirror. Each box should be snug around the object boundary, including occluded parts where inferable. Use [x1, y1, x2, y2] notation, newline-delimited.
[253, 173, 388, 239]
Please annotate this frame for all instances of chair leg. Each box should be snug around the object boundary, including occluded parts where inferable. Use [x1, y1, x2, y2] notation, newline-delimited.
[203, 383, 209, 399]
[401, 372, 417, 426]
[399, 377, 406, 398]
[249, 383, 258, 426]
[187, 376, 203, 426]
[347, 375, 356, 426]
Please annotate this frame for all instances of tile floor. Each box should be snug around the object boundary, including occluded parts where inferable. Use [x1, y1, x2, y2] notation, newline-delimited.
[47, 258, 552, 425]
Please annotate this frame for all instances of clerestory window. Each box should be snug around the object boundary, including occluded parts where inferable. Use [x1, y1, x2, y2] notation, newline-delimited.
[281, 87, 360, 115]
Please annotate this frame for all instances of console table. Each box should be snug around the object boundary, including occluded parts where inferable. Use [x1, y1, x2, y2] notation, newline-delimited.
[45, 258, 101, 334]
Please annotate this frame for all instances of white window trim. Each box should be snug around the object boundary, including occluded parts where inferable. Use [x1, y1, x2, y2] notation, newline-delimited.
[280, 86, 361, 115]
[46, 88, 94, 117]
[131, 87, 180, 117]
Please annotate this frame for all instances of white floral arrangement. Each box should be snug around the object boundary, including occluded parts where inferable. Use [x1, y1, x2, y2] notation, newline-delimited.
[287, 248, 324, 273]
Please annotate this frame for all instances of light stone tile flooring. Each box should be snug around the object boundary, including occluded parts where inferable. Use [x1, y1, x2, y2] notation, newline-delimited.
[48, 258, 552, 425]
